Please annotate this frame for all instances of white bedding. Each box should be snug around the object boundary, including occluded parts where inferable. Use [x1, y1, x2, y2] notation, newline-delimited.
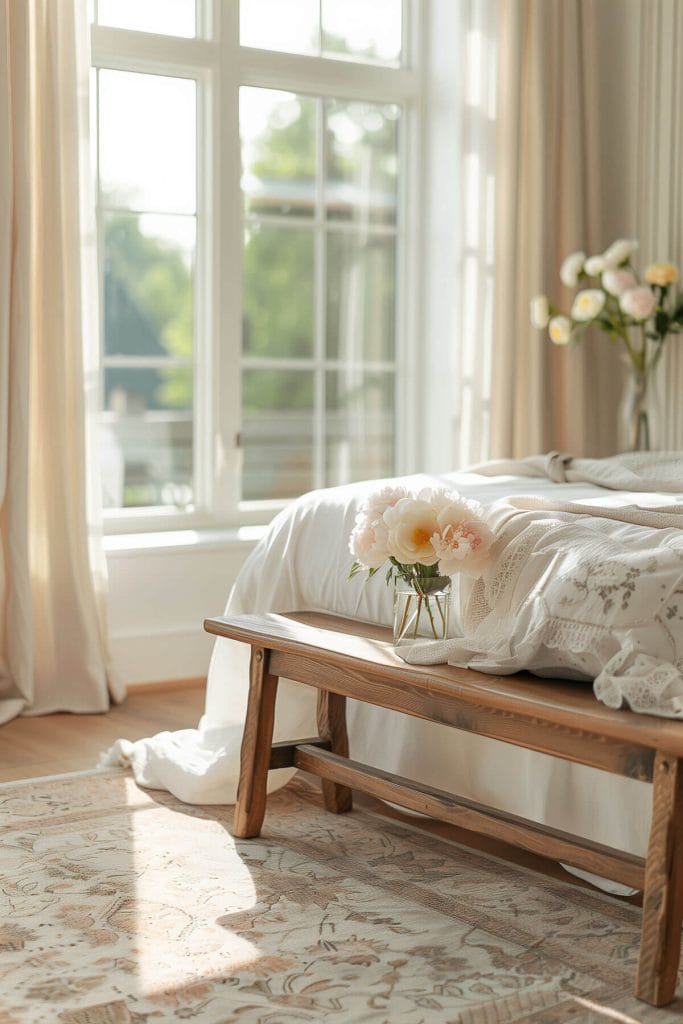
[103, 454, 683, 887]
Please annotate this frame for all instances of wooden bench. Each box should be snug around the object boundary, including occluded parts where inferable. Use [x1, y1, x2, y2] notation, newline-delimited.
[204, 610, 683, 1007]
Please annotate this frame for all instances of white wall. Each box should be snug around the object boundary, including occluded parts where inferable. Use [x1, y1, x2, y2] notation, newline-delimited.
[106, 534, 258, 685]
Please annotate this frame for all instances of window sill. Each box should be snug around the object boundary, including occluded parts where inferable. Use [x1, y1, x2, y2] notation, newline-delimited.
[103, 524, 267, 557]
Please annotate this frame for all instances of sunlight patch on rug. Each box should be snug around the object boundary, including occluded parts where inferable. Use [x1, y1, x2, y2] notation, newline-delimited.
[127, 777, 260, 992]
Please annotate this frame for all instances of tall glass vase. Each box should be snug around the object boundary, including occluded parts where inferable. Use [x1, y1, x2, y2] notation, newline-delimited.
[618, 363, 652, 452]
[617, 349, 666, 453]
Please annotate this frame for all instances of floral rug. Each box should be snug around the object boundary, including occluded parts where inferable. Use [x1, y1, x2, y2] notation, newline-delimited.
[0, 770, 681, 1024]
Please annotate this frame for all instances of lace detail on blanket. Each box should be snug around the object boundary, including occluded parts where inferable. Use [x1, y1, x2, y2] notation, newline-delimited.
[595, 647, 683, 719]
[474, 521, 553, 612]
[542, 617, 616, 661]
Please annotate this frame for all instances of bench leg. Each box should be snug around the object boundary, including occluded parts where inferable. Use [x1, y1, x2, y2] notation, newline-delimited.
[635, 751, 683, 1006]
[316, 690, 353, 814]
[233, 647, 278, 839]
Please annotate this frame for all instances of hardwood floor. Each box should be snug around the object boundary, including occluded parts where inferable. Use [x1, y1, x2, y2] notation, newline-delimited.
[0, 680, 640, 902]
[0, 679, 206, 783]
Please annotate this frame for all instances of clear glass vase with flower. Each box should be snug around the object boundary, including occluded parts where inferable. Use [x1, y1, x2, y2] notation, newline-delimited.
[348, 486, 493, 653]
[530, 239, 683, 451]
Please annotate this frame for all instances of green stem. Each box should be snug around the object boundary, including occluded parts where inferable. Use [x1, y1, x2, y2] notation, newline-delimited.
[397, 593, 412, 641]
[413, 595, 422, 638]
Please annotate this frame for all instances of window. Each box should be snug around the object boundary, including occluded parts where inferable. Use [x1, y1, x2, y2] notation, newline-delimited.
[90, 1, 419, 526]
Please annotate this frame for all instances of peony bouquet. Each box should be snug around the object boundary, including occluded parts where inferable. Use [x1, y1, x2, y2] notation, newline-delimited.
[349, 486, 493, 645]
[530, 238, 683, 450]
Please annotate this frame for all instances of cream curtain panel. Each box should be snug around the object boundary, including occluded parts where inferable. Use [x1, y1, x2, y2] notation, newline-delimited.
[636, 0, 683, 449]
[489, 0, 632, 459]
[0, 0, 123, 723]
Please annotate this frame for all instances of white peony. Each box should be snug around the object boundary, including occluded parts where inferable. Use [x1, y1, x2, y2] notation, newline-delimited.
[602, 268, 637, 297]
[619, 286, 656, 321]
[530, 295, 550, 329]
[570, 289, 606, 322]
[349, 518, 390, 569]
[560, 251, 586, 288]
[584, 254, 606, 276]
[602, 238, 639, 268]
[384, 498, 439, 566]
[548, 315, 572, 345]
[359, 485, 407, 521]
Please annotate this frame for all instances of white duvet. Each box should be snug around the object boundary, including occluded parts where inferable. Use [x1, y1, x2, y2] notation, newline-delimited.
[104, 453, 683, 886]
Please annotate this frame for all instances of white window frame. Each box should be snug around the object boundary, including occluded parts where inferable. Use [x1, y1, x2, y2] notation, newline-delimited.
[90, 0, 425, 534]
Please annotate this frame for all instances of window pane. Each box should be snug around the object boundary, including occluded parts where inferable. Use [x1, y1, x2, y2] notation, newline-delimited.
[242, 370, 314, 500]
[325, 101, 399, 225]
[326, 371, 394, 486]
[322, 0, 402, 64]
[326, 233, 396, 362]
[240, 0, 318, 55]
[99, 70, 196, 214]
[243, 225, 314, 358]
[98, 0, 196, 37]
[101, 369, 193, 510]
[240, 89, 316, 219]
[103, 213, 195, 358]
[240, 0, 402, 64]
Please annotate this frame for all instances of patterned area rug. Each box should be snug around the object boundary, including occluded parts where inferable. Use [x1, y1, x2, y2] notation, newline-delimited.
[1, 770, 682, 1024]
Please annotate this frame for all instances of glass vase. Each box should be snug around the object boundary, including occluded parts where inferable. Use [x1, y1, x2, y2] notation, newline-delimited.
[619, 363, 652, 452]
[618, 360, 663, 456]
[393, 575, 451, 651]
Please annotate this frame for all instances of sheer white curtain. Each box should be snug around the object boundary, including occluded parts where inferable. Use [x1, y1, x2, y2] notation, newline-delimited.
[0, 0, 123, 723]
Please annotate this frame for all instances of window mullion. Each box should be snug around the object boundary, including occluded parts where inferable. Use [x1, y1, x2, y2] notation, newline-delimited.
[211, 0, 242, 513]
[313, 96, 326, 490]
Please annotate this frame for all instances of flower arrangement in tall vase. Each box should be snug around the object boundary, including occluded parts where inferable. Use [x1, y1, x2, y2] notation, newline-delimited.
[530, 239, 683, 451]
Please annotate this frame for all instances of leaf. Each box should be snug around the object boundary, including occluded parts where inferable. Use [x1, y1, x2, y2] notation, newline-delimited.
[348, 561, 364, 580]
[655, 310, 671, 336]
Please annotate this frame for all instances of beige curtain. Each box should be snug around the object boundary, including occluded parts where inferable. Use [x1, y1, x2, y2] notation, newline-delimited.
[0, 0, 123, 722]
[489, 0, 638, 459]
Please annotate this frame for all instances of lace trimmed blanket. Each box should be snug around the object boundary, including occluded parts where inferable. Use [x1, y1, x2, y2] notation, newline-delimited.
[402, 491, 683, 719]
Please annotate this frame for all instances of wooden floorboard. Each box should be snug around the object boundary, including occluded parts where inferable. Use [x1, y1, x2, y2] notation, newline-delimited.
[0, 680, 206, 782]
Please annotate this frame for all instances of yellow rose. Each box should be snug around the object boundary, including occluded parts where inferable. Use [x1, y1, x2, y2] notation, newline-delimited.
[644, 261, 679, 287]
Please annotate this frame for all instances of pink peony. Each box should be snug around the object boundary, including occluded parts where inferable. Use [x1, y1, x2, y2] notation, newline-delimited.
[619, 286, 656, 321]
[432, 503, 495, 575]
[602, 268, 637, 297]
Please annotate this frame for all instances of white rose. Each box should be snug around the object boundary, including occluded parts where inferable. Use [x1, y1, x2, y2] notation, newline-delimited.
[530, 295, 550, 329]
[548, 315, 572, 345]
[602, 268, 637, 297]
[603, 238, 639, 268]
[570, 289, 606, 322]
[559, 251, 586, 288]
[619, 286, 656, 321]
[384, 498, 439, 566]
[584, 254, 606, 276]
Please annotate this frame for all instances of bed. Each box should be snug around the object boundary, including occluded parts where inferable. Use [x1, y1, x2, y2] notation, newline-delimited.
[105, 451, 683, 892]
